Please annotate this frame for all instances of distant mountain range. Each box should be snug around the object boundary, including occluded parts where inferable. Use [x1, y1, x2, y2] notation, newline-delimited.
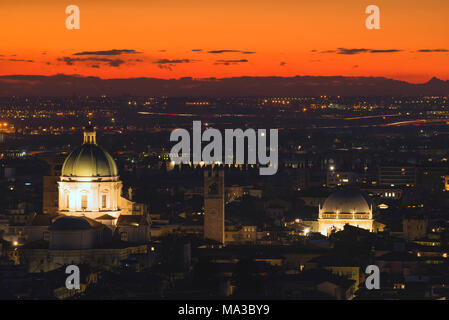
[0, 74, 448, 97]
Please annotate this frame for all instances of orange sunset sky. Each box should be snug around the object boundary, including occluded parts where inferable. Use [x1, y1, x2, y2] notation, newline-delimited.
[1, 0, 448, 83]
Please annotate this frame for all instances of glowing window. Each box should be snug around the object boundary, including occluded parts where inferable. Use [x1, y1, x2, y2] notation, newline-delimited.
[102, 195, 107, 209]
[81, 195, 88, 210]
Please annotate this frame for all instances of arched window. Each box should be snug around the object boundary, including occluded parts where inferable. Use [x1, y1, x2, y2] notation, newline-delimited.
[65, 193, 70, 209]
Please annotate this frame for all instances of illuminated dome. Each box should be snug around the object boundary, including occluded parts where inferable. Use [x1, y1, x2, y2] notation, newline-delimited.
[321, 189, 371, 214]
[61, 126, 118, 177]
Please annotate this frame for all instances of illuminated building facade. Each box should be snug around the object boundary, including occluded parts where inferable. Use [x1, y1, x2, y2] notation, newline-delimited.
[22, 126, 151, 272]
[318, 189, 374, 236]
[58, 126, 130, 223]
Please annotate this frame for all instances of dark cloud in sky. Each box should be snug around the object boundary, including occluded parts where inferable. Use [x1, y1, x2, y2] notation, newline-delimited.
[369, 49, 402, 53]
[100, 59, 125, 67]
[208, 50, 255, 54]
[154, 59, 199, 64]
[73, 49, 142, 56]
[417, 49, 448, 52]
[58, 56, 126, 67]
[1, 55, 35, 62]
[336, 48, 371, 55]
[214, 59, 248, 65]
[8, 58, 34, 62]
[153, 58, 200, 71]
[59, 57, 75, 65]
[317, 48, 403, 55]
[315, 47, 449, 54]
[208, 50, 241, 54]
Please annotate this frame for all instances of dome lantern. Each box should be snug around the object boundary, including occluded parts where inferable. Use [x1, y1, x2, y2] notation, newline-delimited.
[83, 125, 96, 145]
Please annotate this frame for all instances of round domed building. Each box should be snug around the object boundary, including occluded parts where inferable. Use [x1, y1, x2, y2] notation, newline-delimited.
[318, 188, 374, 236]
[21, 126, 152, 272]
[58, 126, 123, 221]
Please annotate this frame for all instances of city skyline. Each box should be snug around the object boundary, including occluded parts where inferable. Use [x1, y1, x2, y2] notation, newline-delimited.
[2, 0, 449, 303]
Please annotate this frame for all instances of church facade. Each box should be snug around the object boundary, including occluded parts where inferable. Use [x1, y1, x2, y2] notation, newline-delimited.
[22, 126, 152, 272]
[56, 126, 146, 223]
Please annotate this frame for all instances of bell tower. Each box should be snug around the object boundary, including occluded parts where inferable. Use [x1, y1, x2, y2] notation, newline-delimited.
[204, 167, 225, 244]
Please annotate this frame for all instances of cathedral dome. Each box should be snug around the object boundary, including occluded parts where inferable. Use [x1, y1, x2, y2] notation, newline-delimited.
[321, 189, 371, 214]
[61, 127, 118, 177]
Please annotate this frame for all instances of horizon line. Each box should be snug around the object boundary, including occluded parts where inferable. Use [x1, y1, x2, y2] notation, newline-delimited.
[0, 73, 446, 85]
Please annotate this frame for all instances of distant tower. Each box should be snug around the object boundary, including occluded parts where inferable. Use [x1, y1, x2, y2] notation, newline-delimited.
[204, 167, 225, 244]
[42, 155, 67, 215]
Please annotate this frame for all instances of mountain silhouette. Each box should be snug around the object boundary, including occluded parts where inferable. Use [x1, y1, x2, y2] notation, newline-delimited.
[0, 74, 448, 96]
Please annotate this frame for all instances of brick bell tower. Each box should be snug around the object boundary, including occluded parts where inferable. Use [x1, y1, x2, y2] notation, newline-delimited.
[203, 167, 225, 244]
